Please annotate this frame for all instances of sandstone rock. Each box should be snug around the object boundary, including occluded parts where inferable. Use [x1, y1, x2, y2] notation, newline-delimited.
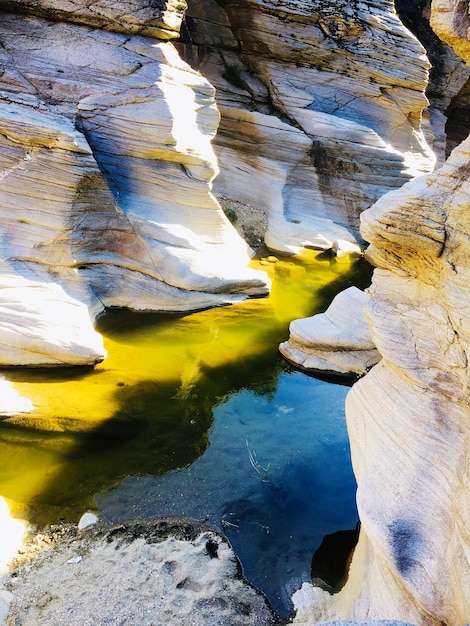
[0, 268, 106, 367]
[429, 1, 470, 155]
[332, 240, 363, 259]
[0, 0, 186, 40]
[0, 498, 28, 574]
[445, 75, 470, 157]
[290, 3, 470, 620]
[0, 10, 269, 366]
[213, 108, 358, 255]
[395, 0, 470, 162]
[430, 0, 470, 63]
[179, 0, 436, 254]
[279, 287, 380, 376]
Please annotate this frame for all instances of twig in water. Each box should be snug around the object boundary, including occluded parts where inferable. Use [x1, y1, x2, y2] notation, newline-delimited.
[221, 519, 239, 529]
[246, 437, 271, 482]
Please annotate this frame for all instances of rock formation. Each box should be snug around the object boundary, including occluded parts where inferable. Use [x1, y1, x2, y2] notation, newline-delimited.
[0, 0, 442, 375]
[290, 1, 470, 624]
[394, 0, 470, 162]
[178, 0, 436, 253]
[0, 0, 187, 39]
[279, 286, 380, 377]
[0, 1, 269, 371]
[0, 0, 455, 376]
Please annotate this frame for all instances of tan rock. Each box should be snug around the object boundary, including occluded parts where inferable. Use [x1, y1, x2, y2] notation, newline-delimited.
[386, 2, 470, 163]
[0, 0, 186, 39]
[181, 0, 436, 253]
[290, 5, 470, 619]
[279, 287, 380, 376]
[0, 12, 269, 365]
[214, 108, 358, 254]
[431, 0, 470, 62]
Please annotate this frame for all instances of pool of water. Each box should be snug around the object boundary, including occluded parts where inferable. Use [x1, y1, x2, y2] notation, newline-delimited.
[97, 370, 358, 615]
[0, 250, 370, 616]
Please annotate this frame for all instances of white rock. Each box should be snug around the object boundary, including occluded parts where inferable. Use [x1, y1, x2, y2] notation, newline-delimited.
[78, 512, 99, 530]
[0, 14, 269, 365]
[332, 240, 363, 259]
[0, 379, 34, 417]
[66, 556, 83, 564]
[0, 268, 106, 367]
[3, 0, 186, 40]
[0, 498, 27, 574]
[279, 287, 380, 376]
[291, 6, 470, 618]
[213, 108, 360, 254]
[202, 0, 436, 253]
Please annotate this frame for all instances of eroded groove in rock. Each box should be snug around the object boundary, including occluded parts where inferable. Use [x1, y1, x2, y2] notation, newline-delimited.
[394, 0, 470, 162]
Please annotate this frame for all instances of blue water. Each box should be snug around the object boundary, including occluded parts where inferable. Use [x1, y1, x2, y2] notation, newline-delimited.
[97, 369, 358, 616]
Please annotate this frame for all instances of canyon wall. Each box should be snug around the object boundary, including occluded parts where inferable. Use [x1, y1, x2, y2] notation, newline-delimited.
[1, 2, 470, 622]
[178, 0, 436, 253]
[0, 0, 269, 369]
[291, 1, 470, 624]
[0, 0, 441, 374]
[395, 0, 470, 161]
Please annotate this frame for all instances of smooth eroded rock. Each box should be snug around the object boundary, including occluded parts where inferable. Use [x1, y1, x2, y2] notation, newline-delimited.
[0, 269, 106, 367]
[180, 0, 436, 254]
[0, 10, 269, 366]
[291, 58, 470, 626]
[279, 287, 380, 376]
[0, 0, 186, 39]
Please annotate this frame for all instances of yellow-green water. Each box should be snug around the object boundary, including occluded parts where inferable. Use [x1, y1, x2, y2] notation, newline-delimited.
[0, 251, 370, 528]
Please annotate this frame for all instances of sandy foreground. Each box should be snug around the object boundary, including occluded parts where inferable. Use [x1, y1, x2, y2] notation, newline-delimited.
[0, 517, 278, 626]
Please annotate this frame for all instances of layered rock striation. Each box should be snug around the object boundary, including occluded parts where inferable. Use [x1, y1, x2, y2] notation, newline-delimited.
[0, 1, 269, 370]
[0, 0, 187, 39]
[279, 286, 380, 377]
[291, 1, 470, 624]
[0, 0, 455, 370]
[179, 0, 436, 253]
[395, 0, 470, 162]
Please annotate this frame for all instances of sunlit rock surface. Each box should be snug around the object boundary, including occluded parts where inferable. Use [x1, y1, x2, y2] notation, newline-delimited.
[0, 4, 269, 367]
[279, 287, 380, 376]
[291, 2, 470, 624]
[0, 0, 186, 39]
[394, 0, 470, 162]
[179, 0, 436, 254]
[0, 268, 106, 368]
